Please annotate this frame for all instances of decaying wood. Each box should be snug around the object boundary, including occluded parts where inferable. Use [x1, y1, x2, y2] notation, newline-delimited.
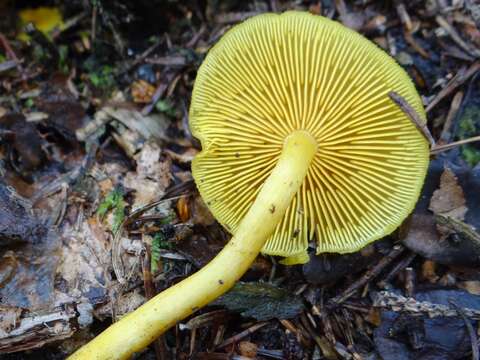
[0, 304, 77, 353]
[373, 291, 480, 320]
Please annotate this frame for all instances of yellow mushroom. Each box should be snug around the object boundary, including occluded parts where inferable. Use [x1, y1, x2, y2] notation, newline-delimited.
[18, 7, 64, 41]
[69, 11, 429, 359]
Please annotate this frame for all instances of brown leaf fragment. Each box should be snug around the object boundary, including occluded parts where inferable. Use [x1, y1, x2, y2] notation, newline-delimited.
[429, 167, 467, 220]
[238, 341, 257, 357]
[422, 260, 439, 283]
[56, 217, 110, 304]
[123, 140, 172, 208]
[0, 306, 22, 338]
[131, 80, 155, 104]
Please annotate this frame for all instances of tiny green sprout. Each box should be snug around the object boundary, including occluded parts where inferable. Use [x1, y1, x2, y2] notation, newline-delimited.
[97, 188, 125, 233]
[151, 231, 173, 273]
[155, 98, 176, 117]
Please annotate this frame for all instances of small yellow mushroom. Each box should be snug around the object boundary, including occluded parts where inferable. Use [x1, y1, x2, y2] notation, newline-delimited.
[18, 7, 64, 41]
[70, 11, 429, 359]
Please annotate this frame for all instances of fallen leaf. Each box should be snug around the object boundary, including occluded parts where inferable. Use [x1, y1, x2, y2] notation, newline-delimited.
[131, 80, 155, 103]
[214, 282, 304, 321]
[421, 260, 439, 283]
[429, 167, 467, 220]
[0, 305, 22, 338]
[123, 140, 172, 209]
[238, 341, 257, 357]
[55, 217, 111, 304]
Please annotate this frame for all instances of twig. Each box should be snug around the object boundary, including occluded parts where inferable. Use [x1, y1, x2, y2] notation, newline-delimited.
[388, 91, 435, 147]
[216, 322, 268, 349]
[146, 56, 187, 66]
[280, 319, 310, 347]
[377, 252, 416, 289]
[320, 314, 336, 344]
[142, 239, 167, 360]
[30, 142, 98, 206]
[450, 301, 479, 360]
[112, 181, 194, 283]
[404, 30, 430, 59]
[426, 62, 480, 113]
[0, 34, 20, 63]
[186, 25, 207, 48]
[439, 91, 464, 144]
[430, 136, 480, 155]
[405, 267, 415, 298]
[389, 89, 480, 158]
[373, 291, 480, 319]
[0, 60, 18, 73]
[0, 33, 25, 80]
[141, 71, 178, 116]
[51, 11, 88, 40]
[339, 309, 361, 359]
[91, 3, 97, 44]
[436, 15, 480, 58]
[118, 38, 163, 75]
[396, 4, 412, 31]
[328, 245, 405, 306]
[181, 310, 228, 330]
[76, 108, 111, 141]
[0, 304, 77, 352]
[214, 11, 261, 24]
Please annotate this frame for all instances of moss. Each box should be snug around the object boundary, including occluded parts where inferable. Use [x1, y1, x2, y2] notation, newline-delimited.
[97, 188, 125, 233]
[457, 106, 480, 167]
[462, 146, 480, 167]
[151, 232, 173, 273]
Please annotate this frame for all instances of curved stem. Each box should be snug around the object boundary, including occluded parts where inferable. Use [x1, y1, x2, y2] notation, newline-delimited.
[69, 130, 317, 360]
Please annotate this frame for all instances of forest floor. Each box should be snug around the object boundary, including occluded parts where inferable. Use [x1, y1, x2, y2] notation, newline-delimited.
[1, 1, 480, 359]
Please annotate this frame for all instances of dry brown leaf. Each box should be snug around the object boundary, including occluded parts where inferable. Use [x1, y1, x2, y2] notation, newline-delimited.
[366, 307, 381, 326]
[176, 196, 190, 222]
[238, 341, 258, 357]
[421, 260, 439, 283]
[429, 167, 467, 220]
[458, 281, 480, 295]
[131, 80, 155, 104]
[123, 140, 172, 209]
[192, 195, 216, 226]
[0, 305, 22, 338]
[55, 217, 111, 304]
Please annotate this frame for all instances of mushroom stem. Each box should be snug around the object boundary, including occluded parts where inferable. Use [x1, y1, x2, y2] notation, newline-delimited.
[69, 130, 317, 360]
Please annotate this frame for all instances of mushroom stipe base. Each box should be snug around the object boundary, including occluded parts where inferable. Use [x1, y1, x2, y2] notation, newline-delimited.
[68, 131, 317, 360]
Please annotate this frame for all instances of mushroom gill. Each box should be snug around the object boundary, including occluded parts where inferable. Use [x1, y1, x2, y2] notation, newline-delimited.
[191, 11, 429, 262]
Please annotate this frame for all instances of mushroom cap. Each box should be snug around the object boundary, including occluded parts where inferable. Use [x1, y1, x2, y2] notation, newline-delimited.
[190, 11, 429, 263]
